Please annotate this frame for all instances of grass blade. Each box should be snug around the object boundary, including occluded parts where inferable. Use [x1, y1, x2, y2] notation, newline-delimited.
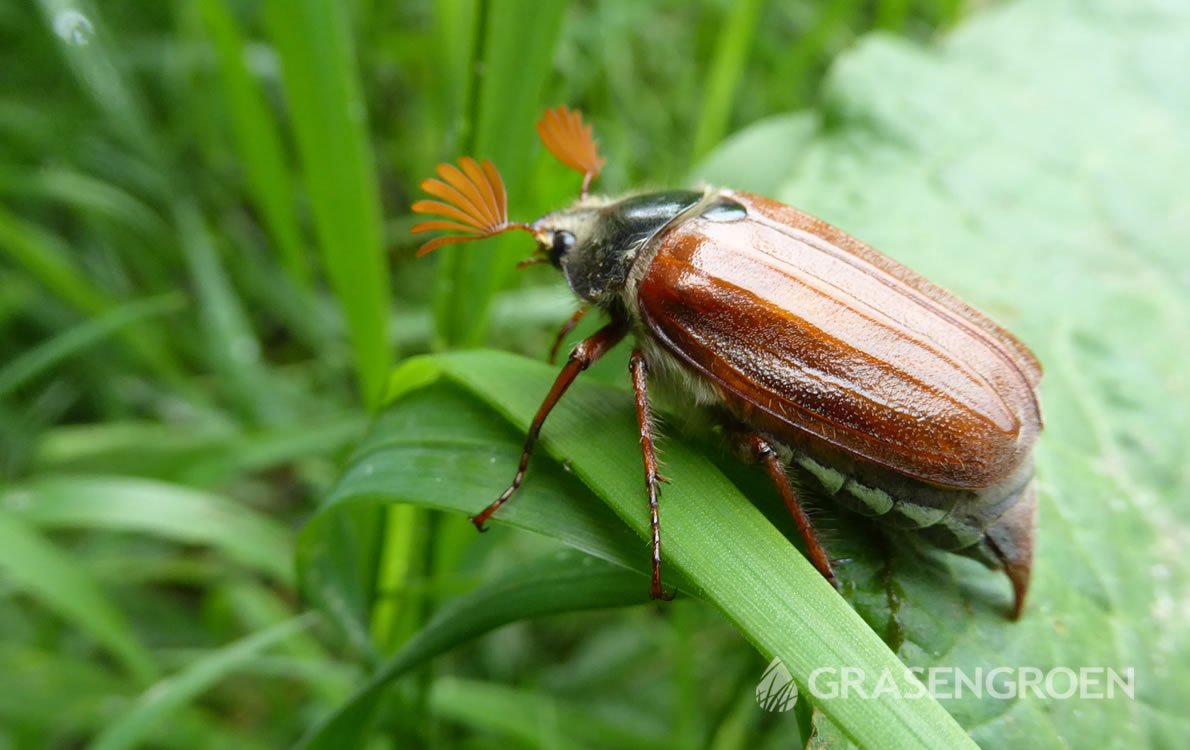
[0, 293, 183, 399]
[0, 205, 116, 316]
[173, 201, 287, 424]
[295, 551, 646, 749]
[87, 614, 316, 750]
[3, 475, 293, 584]
[690, 0, 765, 161]
[430, 0, 567, 348]
[0, 511, 156, 683]
[198, 0, 311, 289]
[266, 0, 391, 407]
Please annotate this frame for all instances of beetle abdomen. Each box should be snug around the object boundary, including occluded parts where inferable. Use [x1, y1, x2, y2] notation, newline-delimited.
[635, 191, 1042, 490]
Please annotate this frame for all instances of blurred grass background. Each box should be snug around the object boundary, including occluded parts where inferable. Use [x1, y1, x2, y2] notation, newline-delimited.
[1, 1, 985, 747]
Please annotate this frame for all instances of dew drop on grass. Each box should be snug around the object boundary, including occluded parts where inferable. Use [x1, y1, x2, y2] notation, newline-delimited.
[53, 9, 94, 47]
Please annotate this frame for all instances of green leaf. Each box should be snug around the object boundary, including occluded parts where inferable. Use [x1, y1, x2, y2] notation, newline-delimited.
[707, 0, 1190, 745]
[302, 353, 975, 750]
[690, 111, 818, 196]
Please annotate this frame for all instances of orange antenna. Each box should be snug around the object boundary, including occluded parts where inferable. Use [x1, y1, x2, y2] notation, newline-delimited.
[411, 157, 533, 256]
[537, 106, 604, 199]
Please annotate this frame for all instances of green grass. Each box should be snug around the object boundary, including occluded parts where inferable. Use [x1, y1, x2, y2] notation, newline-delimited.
[9, 1, 1184, 749]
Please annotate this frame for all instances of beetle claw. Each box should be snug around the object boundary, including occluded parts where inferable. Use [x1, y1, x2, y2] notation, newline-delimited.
[651, 587, 675, 601]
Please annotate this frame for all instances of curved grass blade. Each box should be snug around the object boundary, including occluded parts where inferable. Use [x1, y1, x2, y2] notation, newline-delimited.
[0, 293, 183, 399]
[87, 614, 316, 750]
[2, 475, 293, 584]
[0, 512, 156, 683]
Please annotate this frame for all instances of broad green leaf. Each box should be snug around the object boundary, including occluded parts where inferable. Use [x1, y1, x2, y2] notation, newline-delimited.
[302, 354, 975, 750]
[690, 111, 818, 196]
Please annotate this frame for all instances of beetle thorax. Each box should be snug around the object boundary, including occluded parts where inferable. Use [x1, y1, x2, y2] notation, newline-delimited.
[535, 191, 705, 306]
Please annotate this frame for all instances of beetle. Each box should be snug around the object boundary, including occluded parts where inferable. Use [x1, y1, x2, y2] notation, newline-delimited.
[411, 106, 1042, 618]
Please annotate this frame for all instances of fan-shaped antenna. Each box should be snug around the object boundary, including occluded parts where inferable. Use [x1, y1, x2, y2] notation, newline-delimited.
[411, 157, 533, 256]
[537, 106, 604, 198]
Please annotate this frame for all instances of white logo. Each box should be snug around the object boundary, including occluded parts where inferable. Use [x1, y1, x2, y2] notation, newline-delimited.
[755, 657, 798, 712]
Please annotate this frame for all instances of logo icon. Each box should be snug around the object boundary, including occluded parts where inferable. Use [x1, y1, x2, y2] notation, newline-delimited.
[756, 657, 798, 712]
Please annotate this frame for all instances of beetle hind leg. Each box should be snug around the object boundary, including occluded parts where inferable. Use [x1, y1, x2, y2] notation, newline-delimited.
[740, 434, 838, 589]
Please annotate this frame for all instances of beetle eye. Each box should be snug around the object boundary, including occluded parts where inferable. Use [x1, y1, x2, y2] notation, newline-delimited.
[548, 230, 576, 266]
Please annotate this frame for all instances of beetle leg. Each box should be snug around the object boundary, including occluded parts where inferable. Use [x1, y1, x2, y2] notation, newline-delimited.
[629, 349, 673, 600]
[745, 434, 838, 589]
[471, 320, 628, 531]
[548, 306, 589, 365]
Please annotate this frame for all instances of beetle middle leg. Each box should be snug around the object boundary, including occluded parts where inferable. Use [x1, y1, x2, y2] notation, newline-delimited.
[629, 348, 673, 600]
[470, 319, 628, 531]
[739, 434, 838, 588]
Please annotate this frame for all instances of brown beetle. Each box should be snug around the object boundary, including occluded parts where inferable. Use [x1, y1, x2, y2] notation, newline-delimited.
[412, 106, 1042, 618]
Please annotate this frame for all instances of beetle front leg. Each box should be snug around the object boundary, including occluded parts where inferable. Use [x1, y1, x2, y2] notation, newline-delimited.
[629, 349, 673, 600]
[741, 434, 838, 589]
[470, 320, 628, 531]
